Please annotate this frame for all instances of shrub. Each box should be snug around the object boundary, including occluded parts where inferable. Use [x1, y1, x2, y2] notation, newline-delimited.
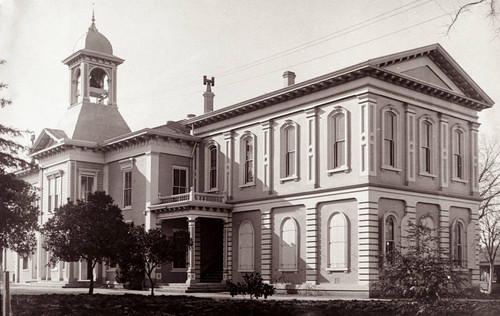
[226, 272, 275, 300]
[374, 216, 467, 302]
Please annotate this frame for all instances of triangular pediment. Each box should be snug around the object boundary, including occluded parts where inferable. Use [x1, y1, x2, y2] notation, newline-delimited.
[368, 44, 494, 106]
[31, 128, 67, 154]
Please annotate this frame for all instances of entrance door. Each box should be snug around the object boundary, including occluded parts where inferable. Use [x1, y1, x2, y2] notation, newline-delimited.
[200, 218, 223, 283]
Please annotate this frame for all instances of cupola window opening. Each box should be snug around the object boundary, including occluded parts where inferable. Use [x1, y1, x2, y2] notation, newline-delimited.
[89, 67, 109, 104]
[71, 68, 82, 104]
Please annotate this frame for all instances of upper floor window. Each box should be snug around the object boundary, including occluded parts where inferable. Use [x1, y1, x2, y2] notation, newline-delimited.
[280, 121, 299, 181]
[328, 108, 350, 172]
[47, 170, 63, 212]
[205, 142, 219, 191]
[279, 217, 298, 271]
[420, 121, 432, 174]
[452, 127, 465, 180]
[383, 110, 397, 168]
[239, 133, 256, 187]
[452, 219, 467, 268]
[328, 212, 349, 270]
[238, 221, 255, 272]
[80, 175, 94, 202]
[173, 167, 188, 195]
[119, 158, 135, 209]
[123, 171, 132, 208]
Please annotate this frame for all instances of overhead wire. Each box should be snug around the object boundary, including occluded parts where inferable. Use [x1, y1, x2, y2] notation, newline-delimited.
[121, 0, 447, 105]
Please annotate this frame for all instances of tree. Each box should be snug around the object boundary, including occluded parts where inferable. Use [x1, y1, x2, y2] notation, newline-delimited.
[116, 225, 191, 296]
[447, 0, 499, 35]
[480, 212, 500, 293]
[479, 136, 500, 220]
[42, 192, 128, 294]
[1, 59, 39, 277]
[375, 217, 467, 302]
[226, 272, 275, 300]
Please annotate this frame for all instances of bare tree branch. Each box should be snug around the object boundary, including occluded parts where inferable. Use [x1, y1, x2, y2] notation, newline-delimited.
[447, 0, 499, 35]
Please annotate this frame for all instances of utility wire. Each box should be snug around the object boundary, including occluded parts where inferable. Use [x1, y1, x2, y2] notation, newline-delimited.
[121, 0, 433, 105]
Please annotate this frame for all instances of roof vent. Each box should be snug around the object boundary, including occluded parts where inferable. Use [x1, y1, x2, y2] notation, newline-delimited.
[283, 71, 296, 87]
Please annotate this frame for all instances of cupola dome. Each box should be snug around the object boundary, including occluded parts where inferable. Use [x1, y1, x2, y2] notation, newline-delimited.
[73, 13, 113, 55]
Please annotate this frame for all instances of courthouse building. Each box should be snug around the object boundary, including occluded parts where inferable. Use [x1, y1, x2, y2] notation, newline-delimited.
[3, 17, 494, 296]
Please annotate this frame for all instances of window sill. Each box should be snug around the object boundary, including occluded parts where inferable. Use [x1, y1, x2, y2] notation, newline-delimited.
[419, 172, 437, 179]
[238, 269, 255, 273]
[327, 166, 350, 175]
[122, 206, 132, 211]
[171, 268, 188, 273]
[106, 268, 117, 272]
[238, 183, 255, 190]
[204, 189, 219, 193]
[326, 267, 349, 273]
[278, 268, 298, 272]
[280, 176, 299, 184]
[381, 166, 402, 173]
[451, 178, 468, 184]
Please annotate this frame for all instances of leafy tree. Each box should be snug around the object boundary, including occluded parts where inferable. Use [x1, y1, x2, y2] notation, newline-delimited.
[226, 272, 275, 300]
[1, 59, 39, 277]
[374, 217, 467, 302]
[116, 225, 191, 296]
[42, 192, 128, 294]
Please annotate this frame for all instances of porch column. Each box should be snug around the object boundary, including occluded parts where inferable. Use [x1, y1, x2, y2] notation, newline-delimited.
[222, 217, 232, 282]
[186, 216, 198, 285]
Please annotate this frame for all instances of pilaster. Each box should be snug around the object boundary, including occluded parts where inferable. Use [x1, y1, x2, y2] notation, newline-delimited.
[261, 120, 273, 193]
[261, 209, 273, 282]
[439, 115, 449, 189]
[145, 152, 160, 208]
[305, 205, 318, 284]
[358, 94, 377, 177]
[405, 106, 416, 183]
[358, 200, 379, 284]
[470, 122, 480, 195]
[223, 131, 234, 199]
[222, 218, 233, 282]
[305, 108, 318, 188]
[438, 206, 450, 257]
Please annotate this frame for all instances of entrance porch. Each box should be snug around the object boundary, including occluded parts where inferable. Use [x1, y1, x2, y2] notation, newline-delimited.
[148, 190, 233, 292]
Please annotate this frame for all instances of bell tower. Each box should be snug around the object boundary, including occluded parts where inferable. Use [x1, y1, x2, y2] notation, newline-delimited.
[57, 14, 131, 143]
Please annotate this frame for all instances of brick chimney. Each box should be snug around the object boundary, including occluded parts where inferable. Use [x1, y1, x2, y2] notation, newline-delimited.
[283, 71, 296, 87]
[203, 76, 215, 113]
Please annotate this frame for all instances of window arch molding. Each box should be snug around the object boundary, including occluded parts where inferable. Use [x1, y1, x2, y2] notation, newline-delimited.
[280, 120, 300, 182]
[239, 131, 257, 188]
[381, 106, 401, 171]
[382, 211, 400, 256]
[451, 124, 467, 182]
[450, 218, 467, 268]
[237, 220, 255, 272]
[327, 211, 349, 271]
[418, 116, 437, 177]
[327, 107, 350, 174]
[204, 140, 220, 192]
[279, 217, 299, 271]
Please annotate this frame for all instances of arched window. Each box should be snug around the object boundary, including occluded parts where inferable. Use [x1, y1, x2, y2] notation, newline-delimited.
[328, 212, 349, 270]
[205, 142, 219, 191]
[89, 67, 109, 104]
[419, 216, 437, 253]
[238, 221, 255, 272]
[280, 217, 298, 271]
[239, 133, 256, 186]
[452, 128, 465, 180]
[452, 219, 467, 268]
[421, 121, 432, 174]
[383, 111, 397, 168]
[328, 108, 350, 173]
[385, 215, 396, 255]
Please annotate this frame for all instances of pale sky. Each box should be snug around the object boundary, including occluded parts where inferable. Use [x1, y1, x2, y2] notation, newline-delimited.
[1, 0, 499, 147]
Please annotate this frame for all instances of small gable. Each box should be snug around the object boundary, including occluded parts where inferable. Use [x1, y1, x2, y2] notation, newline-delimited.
[30, 129, 66, 154]
[402, 66, 451, 90]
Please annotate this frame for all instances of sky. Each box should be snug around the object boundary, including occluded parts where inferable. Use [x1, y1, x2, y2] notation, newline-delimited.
[1, 0, 500, 147]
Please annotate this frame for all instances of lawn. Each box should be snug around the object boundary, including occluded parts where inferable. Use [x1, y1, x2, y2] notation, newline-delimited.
[2, 294, 500, 315]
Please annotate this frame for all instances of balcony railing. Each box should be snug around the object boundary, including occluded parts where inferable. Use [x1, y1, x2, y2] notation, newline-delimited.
[158, 188, 226, 204]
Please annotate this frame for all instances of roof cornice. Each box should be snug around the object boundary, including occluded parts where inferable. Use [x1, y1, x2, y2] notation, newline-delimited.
[62, 49, 124, 67]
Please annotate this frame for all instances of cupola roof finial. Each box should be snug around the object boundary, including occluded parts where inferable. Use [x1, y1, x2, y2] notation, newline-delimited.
[90, 4, 97, 31]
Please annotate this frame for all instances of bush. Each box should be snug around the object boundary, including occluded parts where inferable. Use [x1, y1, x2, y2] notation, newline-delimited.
[374, 216, 467, 302]
[226, 272, 275, 300]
